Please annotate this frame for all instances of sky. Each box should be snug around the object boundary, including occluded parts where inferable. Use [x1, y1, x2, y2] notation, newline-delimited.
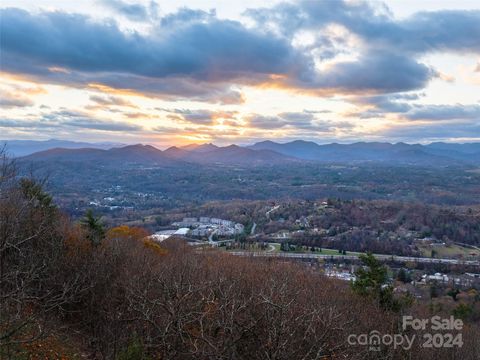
[1, 0, 479, 147]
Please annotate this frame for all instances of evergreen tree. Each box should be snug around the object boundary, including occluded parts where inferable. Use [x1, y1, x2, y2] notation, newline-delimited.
[397, 268, 411, 283]
[351, 253, 399, 311]
[81, 209, 105, 246]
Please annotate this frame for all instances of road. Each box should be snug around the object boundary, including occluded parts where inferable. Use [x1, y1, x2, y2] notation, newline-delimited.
[228, 251, 480, 266]
[208, 229, 217, 244]
[250, 222, 257, 235]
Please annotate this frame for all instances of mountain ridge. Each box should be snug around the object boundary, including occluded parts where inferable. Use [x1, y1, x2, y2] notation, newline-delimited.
[15, 140, 480, 166]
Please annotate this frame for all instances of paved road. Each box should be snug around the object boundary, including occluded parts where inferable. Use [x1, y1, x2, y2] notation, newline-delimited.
[228, 251, 480, 266]
[250, 222, 257, 235]
[208, 229, 218, 244]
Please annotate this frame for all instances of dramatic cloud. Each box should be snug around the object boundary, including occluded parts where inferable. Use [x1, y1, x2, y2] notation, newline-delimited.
[1, 1, 479, 143]
[3, 1, 472, 100]
[247, 1, 480, 54]
[306, 52, 435, 93]
[0, 8, 303, 82]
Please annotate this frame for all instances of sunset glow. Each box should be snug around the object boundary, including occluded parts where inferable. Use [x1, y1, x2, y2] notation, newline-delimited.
[1, 0, 479, 147]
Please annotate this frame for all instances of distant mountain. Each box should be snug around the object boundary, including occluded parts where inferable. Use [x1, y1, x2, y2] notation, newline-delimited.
[426, 142, 480, 154]
[180, 143, 219, 153]
[22, 143, 294, 166]
[23, 144, 177, 165]
[248, 140, 480, 165]
[421, 142, 480, 162]
[182, 144, 295, 164]
[248, 140, 322, 160]
[163, 146, 192, 159]
[19, 140, 480, 167]
[2, 139, 123, 157]
[164, 144, 294, 164]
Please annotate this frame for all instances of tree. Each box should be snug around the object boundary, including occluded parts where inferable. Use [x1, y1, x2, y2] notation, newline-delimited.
[452, 303, 473, 321]
[430, 282, 439, 299]
[447, 288, 460, 301]
[81, 209, 105, 246]
[351, 253, 399, 311]
[107, 225, 149, 242]
[397, 268, 411, 283]
[0, 149, 81, 353]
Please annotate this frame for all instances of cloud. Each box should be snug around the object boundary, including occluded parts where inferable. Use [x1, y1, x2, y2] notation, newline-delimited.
[150, 126, 183, 135]
[247, 115, 284, 129]
[1, 7, 294, 102]
[100, 0, 150, 22]
[0, 90, 34, 108]
[405, 104, 480, 121]
[163, 109, 238, 125]
[0, 119, 53, 128]
[0, 1, 479, 106]
[167, 109, 216, 125]
[394, 10, 480, 54]
[64, 118, 142, 131]
[247, 1, 480, 55]
[89, 95, 137, 108]
[244, 1, 478, 94]
[278, 111, 314, 122]
[381, 121, 480, 141]
[299, 52, 435, 93]
[348, 94, 417, 117]
[88, 77, 245, 104]
[39, 109, 143, 132]
[247, 111, 354, 132]
[160, 7, 215, 27]
[0, 8, 302, 80]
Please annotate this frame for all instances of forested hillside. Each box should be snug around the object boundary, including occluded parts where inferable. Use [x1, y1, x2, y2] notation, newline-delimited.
[2, 153, 480, 359]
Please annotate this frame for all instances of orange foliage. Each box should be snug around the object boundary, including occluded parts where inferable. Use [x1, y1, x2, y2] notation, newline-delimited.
[64, 223, 94, 257]
[107, 225, 168, 255]
[106, 225, 149, 241]
[143, 239, 168, 256]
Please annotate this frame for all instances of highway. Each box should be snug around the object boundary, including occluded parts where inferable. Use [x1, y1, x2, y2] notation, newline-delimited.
[228, 251, 480, 266]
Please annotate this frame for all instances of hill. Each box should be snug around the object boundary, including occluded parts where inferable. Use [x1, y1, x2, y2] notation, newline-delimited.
[2, 139, 122, 157]
[23, 144, 177, 166]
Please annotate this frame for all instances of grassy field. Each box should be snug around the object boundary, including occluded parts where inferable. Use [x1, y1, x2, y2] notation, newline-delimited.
[417, 244, 480, 259]
[270, 244, 363, 256]
[224, 242, 366, 256]
[287, 247, 359, 256]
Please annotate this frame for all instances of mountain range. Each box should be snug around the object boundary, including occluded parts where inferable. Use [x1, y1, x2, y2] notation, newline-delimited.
[7, 139, 480, 166]
[1, 139, 124, 157]
[248, 140, 480, 165]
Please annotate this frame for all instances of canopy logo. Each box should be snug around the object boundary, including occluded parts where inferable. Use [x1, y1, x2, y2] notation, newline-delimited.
[348, 330, 415, 351]
[348, 316, 463, 351]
